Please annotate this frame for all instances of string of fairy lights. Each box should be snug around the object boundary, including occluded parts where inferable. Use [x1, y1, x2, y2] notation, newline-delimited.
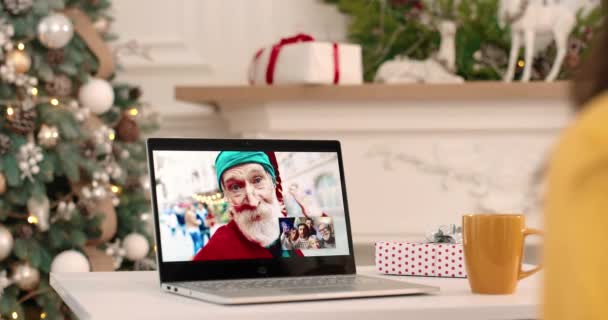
[192, 192, 224, 206]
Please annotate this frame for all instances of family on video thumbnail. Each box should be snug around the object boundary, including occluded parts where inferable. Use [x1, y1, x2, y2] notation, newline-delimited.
[279, 217, 335, 250]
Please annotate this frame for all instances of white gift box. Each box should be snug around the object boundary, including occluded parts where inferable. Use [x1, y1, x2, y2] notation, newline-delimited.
[249, 36, 363, 85]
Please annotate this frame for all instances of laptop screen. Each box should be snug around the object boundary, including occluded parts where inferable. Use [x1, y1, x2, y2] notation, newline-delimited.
[152, 150, 350, 262]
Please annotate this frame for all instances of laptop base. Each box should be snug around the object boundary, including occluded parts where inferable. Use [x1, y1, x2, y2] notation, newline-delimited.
[163, 274, 438, 305]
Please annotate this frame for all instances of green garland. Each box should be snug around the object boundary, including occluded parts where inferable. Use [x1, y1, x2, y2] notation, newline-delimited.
[327, 0, 604, 81]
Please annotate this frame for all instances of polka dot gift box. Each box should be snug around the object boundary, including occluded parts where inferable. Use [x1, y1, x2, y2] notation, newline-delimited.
[375, 241, 467, 278]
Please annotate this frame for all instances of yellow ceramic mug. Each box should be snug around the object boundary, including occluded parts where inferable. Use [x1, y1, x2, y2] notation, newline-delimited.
[462, 214, 542, 294]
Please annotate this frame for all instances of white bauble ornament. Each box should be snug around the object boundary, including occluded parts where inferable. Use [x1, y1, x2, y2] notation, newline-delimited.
[0, 224, 14, 261]
[123, 233, 149, 261]
[27, 196, 50, 232]
[78, 78, 114, 114]
[51, 250, 91, 273]
[37, 13, 74, 49]
[12, 262, 40, 290]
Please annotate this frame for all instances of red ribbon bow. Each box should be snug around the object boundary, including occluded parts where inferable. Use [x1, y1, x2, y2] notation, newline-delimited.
[249, 33, 340, 85]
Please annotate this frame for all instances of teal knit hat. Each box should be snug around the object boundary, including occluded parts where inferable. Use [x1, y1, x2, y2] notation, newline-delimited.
[215, 151, 276, 191]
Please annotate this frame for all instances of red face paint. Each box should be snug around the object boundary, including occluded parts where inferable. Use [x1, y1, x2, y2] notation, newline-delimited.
[233, 203, 258, 213]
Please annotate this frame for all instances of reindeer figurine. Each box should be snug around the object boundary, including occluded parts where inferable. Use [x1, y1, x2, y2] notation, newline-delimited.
[500, 0, 575, 82]
[375, 20, 464, 84]
[435, 20, 458, 72]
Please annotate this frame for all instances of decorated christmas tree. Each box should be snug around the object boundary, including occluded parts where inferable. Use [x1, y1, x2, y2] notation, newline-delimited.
[0, 0, 158, 318]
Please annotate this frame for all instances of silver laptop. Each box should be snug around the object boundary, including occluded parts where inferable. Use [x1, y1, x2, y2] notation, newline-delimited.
[146, 138, 438, 304]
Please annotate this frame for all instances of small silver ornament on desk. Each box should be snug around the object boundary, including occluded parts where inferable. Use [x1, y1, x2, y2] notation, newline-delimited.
[425, 224, 463, 244]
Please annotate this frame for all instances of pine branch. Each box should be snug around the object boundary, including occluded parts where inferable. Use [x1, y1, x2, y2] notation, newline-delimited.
[5, 212, 28, 220]
[368, 25, 406, 73]
[18, 288, 51, 303]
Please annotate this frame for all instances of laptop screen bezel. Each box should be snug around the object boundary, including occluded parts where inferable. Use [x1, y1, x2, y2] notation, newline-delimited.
[146, 138, 357, 283]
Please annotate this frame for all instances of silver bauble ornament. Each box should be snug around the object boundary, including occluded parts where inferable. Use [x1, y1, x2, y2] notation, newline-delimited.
[51, 250, 91, 273]
[78, 78, 114, 114]
[27, 196, 50, 232]
[12, 262, 40, 290]
[37, 124, 60, 148]
[0, 224, 14, 261]
[37, 13, 74, 49]
[123, 233, 149, 261]
[6, 49, 31, 74]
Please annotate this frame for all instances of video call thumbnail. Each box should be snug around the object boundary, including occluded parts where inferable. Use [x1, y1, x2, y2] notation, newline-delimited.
[279, 217, 336, 251]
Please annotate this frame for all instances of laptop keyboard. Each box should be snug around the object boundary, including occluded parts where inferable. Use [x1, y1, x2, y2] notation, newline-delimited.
[176, 275, 380, 292]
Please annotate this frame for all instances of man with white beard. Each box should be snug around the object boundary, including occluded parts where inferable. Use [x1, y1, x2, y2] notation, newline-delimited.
[193, 151, 300, 261]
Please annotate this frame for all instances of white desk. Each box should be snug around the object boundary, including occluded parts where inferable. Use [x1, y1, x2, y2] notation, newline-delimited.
[50, 266, 540, 320]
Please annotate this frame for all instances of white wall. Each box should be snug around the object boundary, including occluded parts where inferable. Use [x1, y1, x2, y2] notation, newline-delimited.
[112, 0, 349, 137]
[219, 98, 571, 242]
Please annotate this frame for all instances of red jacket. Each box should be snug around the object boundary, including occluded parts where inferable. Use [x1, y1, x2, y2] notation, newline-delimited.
[193, 220, 303, 261]
[193, 220, 272, 261]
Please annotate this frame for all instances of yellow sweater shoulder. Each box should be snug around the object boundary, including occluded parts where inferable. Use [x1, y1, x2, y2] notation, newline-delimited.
[549, 92, 608, 183]
[544, 92, 608, 320]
